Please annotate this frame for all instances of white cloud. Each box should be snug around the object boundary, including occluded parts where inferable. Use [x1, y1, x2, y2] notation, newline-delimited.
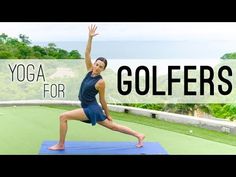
[1, 22, 236, 42]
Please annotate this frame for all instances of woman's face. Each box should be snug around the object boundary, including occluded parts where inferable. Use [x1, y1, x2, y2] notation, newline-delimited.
[92, 60, 105, 75]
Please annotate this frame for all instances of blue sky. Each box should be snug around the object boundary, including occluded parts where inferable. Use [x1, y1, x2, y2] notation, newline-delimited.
[1, 22, 236, 42]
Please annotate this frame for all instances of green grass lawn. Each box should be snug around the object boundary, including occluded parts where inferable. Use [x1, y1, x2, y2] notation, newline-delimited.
[1, 105, 236, 154]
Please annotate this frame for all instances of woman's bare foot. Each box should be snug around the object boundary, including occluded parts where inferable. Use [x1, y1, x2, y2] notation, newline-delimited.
[48, 144, 64, 150]
[136, 134, 145, 148]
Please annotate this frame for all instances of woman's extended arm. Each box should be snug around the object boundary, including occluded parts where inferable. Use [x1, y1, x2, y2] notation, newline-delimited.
[96, 80, 112, 121]
[85, 24, 99, 71]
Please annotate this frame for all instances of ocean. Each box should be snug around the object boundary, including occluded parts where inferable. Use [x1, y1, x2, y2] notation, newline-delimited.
[32, 40, 236, 60]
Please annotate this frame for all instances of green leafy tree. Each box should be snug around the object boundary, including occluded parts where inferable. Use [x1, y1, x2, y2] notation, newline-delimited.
[69, 50, 81, 59]
[0, 33, 8, 43]
[48, 43, 57, 48]
[221, 53, 236, 59]
[0, 51, 14, 59]
[32, 45, 47, 58]
[17, 44, 32, 59]
[57, 49, 68, 59]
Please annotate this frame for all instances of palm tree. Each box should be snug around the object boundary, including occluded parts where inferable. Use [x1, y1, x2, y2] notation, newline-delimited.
[0, 33, 8, 43]
[19, 34, 31, 45]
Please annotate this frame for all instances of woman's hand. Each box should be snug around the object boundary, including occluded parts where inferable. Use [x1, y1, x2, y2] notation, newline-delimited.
[88, 24, 99, 38]
[107, 115, 113, 121]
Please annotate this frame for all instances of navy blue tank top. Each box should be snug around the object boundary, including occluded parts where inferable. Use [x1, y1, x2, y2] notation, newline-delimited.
[79, 71, 102, 104]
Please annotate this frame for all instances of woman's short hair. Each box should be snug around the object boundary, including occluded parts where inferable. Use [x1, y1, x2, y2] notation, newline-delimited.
[95, 57, 108, 69]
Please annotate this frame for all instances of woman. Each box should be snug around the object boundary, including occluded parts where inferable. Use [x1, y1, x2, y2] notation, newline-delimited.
[49, 25, 145, 150]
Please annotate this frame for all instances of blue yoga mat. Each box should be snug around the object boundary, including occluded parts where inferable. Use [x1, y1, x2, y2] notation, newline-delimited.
[39, 141, 168, 155]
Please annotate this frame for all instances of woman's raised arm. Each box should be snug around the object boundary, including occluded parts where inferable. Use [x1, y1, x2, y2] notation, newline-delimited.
[85, 24, 99, 71]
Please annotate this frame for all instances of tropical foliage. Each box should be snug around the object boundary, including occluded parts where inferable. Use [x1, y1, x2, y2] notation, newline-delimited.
[0, 33, 81, 59]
